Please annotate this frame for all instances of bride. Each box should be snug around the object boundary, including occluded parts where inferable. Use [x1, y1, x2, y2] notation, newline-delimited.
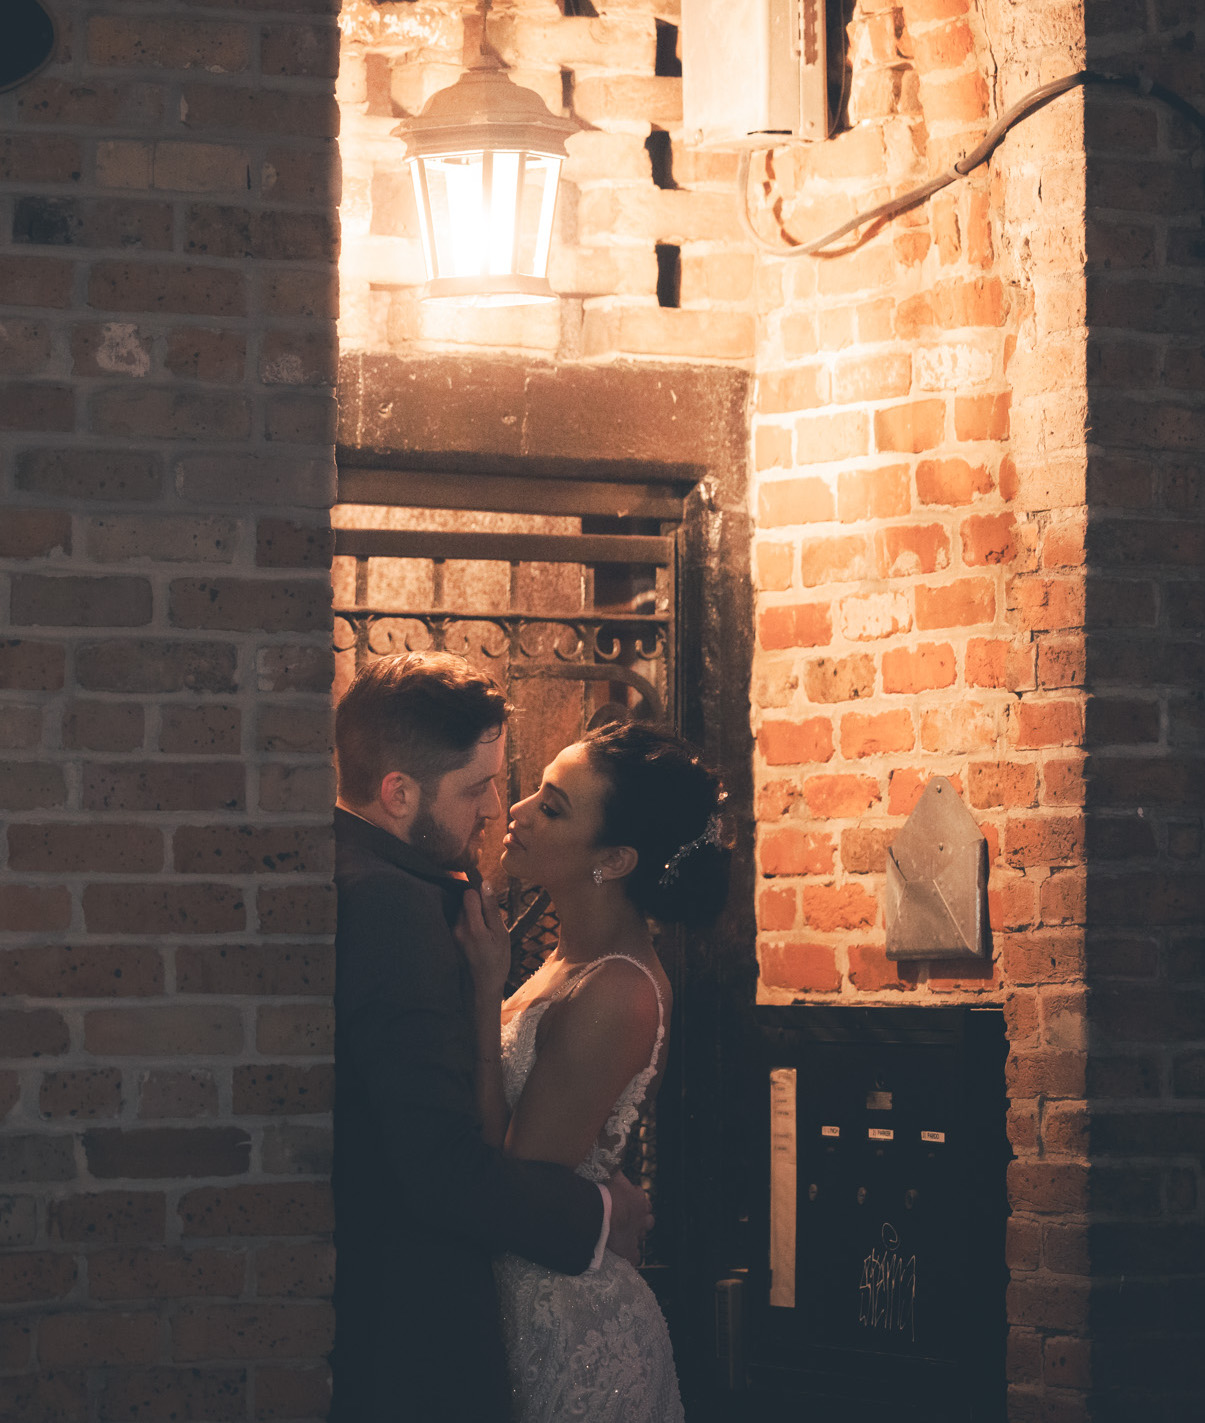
[456, 718, 730, 1423]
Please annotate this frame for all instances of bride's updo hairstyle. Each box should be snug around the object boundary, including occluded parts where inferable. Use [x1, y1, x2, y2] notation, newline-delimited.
[581, 720, 730, 928]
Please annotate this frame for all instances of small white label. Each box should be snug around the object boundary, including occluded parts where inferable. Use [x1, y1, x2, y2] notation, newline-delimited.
[866, 1090, 893, 1111]
[921, 1130, 946, 1144]
[868, 1127, 894, 1141]
[820, 1125, 840, 1138]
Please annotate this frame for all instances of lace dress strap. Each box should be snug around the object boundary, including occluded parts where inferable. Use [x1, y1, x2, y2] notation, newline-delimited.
[565, 953, 667, 1081]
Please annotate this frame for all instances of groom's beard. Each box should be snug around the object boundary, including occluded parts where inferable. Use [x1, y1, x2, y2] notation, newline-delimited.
[409, 803, 484, 873]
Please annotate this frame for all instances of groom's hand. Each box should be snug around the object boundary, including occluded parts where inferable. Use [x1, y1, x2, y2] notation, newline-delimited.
[604, 1171, 653, 1267]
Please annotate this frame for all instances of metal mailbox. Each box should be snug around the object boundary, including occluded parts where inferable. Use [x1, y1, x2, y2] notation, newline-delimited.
[743, 1005, 1008, 1422]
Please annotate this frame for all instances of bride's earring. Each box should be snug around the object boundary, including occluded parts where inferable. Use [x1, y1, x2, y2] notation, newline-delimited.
[592, 866, 604, 886]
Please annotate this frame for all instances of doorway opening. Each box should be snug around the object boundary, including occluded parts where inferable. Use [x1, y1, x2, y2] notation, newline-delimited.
[331, 456, 756, 1418]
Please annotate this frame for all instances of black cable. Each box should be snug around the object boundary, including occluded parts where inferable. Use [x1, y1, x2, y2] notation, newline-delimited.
[738, 69, 1205, 257]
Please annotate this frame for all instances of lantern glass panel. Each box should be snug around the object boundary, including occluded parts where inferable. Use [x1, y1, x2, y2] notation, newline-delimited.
[408, 149, 562, 291]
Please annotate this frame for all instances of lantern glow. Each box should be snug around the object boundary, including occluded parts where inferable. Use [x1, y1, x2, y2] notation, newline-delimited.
[396, 61, 576, 305]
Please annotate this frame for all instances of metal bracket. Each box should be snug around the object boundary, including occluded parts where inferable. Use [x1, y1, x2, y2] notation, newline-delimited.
[884, 777, 988, 961]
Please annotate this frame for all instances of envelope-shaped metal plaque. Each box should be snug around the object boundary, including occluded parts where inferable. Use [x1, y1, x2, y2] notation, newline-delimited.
[885, 776, 988, 960]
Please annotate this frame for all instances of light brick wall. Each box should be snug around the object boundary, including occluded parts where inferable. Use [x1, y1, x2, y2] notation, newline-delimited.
[1, 2, 340, 1418]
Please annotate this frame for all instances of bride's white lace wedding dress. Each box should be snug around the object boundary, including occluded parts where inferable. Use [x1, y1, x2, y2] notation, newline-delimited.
[494, 954, 686, 1423]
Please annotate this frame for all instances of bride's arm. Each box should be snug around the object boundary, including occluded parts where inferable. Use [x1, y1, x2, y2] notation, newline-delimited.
[454, 887, 511, 1149]
[504, 959, 662, 1169]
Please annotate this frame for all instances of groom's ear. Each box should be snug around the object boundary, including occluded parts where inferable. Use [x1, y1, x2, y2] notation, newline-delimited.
[599, 844, 639, 881]
[378, 769, 422, 826]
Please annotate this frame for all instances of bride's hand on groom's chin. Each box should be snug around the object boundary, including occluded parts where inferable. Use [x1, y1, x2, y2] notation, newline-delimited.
[455, 886, 511, 1000]
[604, 1171, 653, 1268]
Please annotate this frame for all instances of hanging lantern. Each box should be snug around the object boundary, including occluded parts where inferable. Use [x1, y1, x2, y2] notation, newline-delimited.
[394, 56, 578, 305]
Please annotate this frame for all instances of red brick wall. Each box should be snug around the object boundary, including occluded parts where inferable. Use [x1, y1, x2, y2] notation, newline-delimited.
[744, 0, 1204, 1417]
[1, 2, 340, 1418]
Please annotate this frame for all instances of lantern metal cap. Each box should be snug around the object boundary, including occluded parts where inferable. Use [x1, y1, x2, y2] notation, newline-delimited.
[392, 65, 580, 159]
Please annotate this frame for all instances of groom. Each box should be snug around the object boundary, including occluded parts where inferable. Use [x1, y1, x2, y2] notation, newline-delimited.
[329, 651, 650, 1422]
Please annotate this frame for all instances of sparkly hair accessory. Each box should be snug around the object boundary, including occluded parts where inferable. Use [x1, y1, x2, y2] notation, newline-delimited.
[659, 812, 724, 887]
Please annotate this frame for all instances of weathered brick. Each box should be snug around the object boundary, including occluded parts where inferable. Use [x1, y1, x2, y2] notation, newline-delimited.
[85, 1007, 243, 1057]
[254, 704, 331, 758]
[874, 399, 946, 453]
[759, 827, 835, 877]
[178, 1184, 333, 1239]
[75, 639, 238, 694]
[0, 945, 164, 999]
[801, 882, 878, 932]
[256, 883, 336, 936]
[955, 393, 1010, 441]
[0, 1134, 77, 1182]
[840, 709, 915, 758]
[0, 884, 71, 932]
[1005, 815, 1086, 868]
[10, 574, 152, 629]
[175, 452, 335, 509]
[258, 763, 335, 813]
[0, 1371, 89, 1420]
[848, 943, 916, 992]
[758, 475, 834, 526]
[83, 761, 246, 813]
[881, 642, 956, 693]
[89, 262, 244, 318]
[88, 1247, 246, 1302]
[176, 945, 333, 997]
[758, 717, 834, 766]
[82, 883, 246, 935]
[0, 508, 72, 559]
[39, 1310, 162, 1366]
[87, 15, 251, 72]
[0, 1251, 77, 1303]
[233, 1065, 333, 1115]
[0, 255, 75, 307]
[94, 1366, 248, 1422]
[838, 464, 911, 522]
[173, 825, 331, 876]
[138, 1070, 220, 1121]
[254, 644, 333, 693]
[0, 638, 66, 691]
[160, 704, 242, 755]
[0, 705, 42, 750]
[88, 515, 240, 565]
[758, 601, 833, 651]
[15, 448, 163, 503]
[48, 1192, 166, 1245]
[840, 827, 894, 875]
[760, 942, 841, 993]
[261, 1124, 332, 1178]
[804, 654, 876, 703]
[0, 381, 74, 430]
[169, 578, 330, 633]
[875, 523, 951, 576]
[254, 1241, 334, 1300]
[9, 823, 163, 874]
[0, 1009, 70, 1059]
[84, 1128, 251, 1180]
[39, 1069, 124, 1121]
[92, 387, 252, 442]
[803, 774, 882, 818]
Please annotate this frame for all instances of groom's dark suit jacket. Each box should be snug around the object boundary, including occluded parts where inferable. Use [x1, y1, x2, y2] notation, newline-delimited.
[330, 808, 603, 1423]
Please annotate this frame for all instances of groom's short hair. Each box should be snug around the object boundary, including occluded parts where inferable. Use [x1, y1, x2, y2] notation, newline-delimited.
[335, 652, 508, 806]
